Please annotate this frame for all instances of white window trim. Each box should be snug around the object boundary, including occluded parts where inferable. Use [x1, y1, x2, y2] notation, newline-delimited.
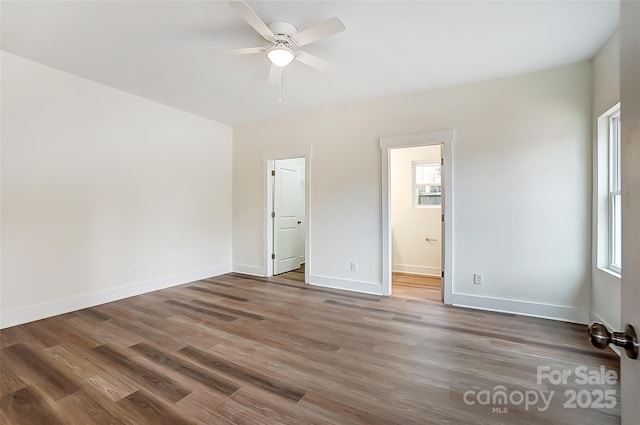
[596, 102, 622, 277]
[608, 109, 621, 274]
[412, 161, 441, 208]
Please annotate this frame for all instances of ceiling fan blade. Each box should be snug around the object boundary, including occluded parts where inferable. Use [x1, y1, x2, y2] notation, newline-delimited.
[228, 1, 275, 42]
[292, 17, 345, 46]
[268, 64, 282, 85]
[295, 51, 333, 72]
[229, 46, 266, 55]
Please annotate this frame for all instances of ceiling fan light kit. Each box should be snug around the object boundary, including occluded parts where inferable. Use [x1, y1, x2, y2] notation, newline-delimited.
[267, 44, 295, 67]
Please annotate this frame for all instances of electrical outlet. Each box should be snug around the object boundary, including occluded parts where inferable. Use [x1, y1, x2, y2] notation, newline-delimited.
[350, 262, 358, 272]
[474, 273, 483, 285]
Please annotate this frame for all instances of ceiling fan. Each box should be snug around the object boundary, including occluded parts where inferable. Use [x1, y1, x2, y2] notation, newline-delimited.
[227, 1, 346, 86]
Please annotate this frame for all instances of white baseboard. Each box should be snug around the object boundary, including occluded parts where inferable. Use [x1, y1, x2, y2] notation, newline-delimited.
[0, 264, 231, 329]
[232, 264, 266, 277]
[308, 274, 384, 296]
[392, 264, 440, 276]
[451, 293, 589, 324]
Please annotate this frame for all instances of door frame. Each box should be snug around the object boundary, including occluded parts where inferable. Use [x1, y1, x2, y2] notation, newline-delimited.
[620, 1, 640, 421]
[380, 130, 454, 303]
[264, 146, 312, 281]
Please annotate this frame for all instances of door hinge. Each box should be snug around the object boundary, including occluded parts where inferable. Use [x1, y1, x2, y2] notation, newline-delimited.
[271, 253, 275, 260]
[441, 270, 444, 278]
[271, 170, 275, 176]
[442, 214, 445, 222]
[271, 211, 275, 218]
[441, 158, 444, 165]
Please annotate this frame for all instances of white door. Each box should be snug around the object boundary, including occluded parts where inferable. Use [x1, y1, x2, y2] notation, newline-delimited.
[439, 145, 445, 302]
[620, 2, 640, 422]
[273, 160, 303, 275]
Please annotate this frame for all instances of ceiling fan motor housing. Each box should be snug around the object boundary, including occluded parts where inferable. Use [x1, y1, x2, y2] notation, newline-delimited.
[267, 21, 298, 46]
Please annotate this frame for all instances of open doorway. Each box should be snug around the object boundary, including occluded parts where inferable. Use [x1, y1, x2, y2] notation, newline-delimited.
[266, 156, 307, 278]
[380, 130, 453, 303]
[390, 145, 443, 302]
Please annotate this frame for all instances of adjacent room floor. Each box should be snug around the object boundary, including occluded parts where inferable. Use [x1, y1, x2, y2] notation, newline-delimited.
[391, 272, 442, 303]
[0, 272, 620, 425]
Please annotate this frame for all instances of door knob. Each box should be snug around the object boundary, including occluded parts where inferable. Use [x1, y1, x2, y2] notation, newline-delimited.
[588, 322, 639, 359]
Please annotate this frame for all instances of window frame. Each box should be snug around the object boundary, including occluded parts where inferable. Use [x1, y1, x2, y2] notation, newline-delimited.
[412, 161, 441, 208]
[608, 109, 622, 274]
[597, 102, 622, 277]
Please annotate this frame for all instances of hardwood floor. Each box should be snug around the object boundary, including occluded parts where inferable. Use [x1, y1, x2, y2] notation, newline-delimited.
[392, 272, 442, 303]
[1, 272, 620, 424]
[278, 264, 305, 282]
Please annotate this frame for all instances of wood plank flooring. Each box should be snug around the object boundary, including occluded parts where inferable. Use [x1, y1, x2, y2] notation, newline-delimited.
[1, 272, 620, 424]
[392, 272, 442, 303]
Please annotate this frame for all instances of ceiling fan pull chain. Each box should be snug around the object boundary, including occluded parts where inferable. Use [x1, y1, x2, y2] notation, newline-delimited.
[279, 72, 283, 103]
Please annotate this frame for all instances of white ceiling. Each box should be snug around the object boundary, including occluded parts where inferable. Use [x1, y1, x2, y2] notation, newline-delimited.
[1, 1, 619, 125]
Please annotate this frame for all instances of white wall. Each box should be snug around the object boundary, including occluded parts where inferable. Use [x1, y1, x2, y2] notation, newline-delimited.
[591, 31, 621, 330]
[1, 51, 233, 328]
[233, 61, 592, 322]
[390, 145, 441, 276]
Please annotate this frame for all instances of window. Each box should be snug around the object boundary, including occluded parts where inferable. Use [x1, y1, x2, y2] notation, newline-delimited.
[597, 103, 621, 276]
[413, 162, 441, 207]
[608, 109, 622, 273]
